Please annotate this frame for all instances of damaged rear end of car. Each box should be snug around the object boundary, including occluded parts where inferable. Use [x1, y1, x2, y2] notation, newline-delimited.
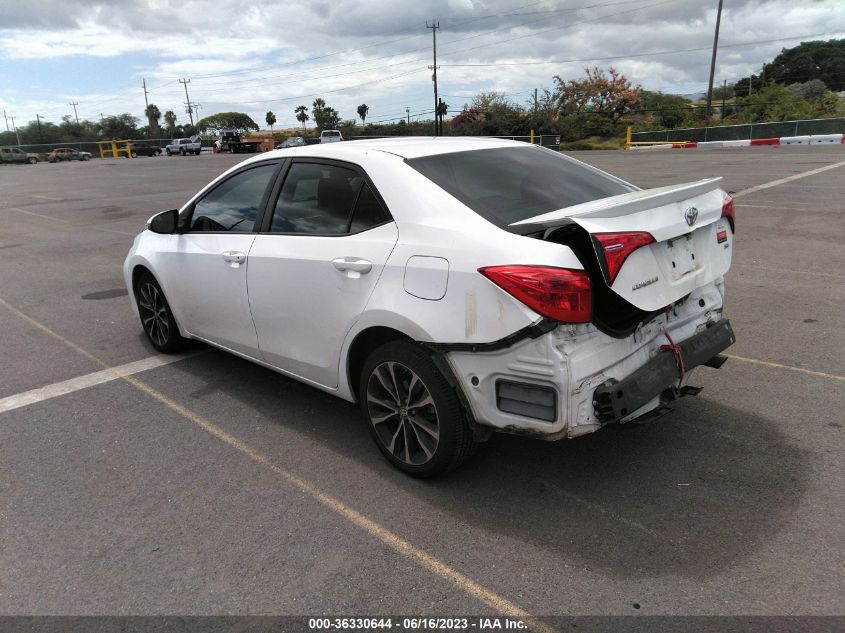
[408, 145, 736, 440]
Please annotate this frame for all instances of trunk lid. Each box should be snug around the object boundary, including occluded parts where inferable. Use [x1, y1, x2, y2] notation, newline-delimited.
[510, 178, 733, 311]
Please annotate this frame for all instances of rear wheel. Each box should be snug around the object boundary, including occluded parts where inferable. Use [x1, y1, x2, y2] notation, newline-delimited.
[135, 272, 185, 353]
[166, 149, 172, 156]
[360, 341, 477, 477]
[180, 148, 186, 156]
[130, 151, 138, 158]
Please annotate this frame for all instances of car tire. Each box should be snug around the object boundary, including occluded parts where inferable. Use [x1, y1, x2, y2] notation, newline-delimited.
[28, 157, 37, 164]
[180, 148, 186, 156]
[195, 150, 201, 155]
[166, 149, 172, 156]
[131, 151, 138, 158]
[359, 340, 477, 477]
[135, 272, 185, 354]
[82, 155, 90, 161]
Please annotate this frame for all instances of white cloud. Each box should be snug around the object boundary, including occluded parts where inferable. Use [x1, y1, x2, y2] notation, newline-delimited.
[0, 0, 842, 128]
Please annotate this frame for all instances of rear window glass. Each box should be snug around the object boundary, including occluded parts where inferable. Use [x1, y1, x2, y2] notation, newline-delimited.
[406, 146, 634, 228]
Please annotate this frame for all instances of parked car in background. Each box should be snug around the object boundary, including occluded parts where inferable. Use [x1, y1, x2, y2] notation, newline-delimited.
[129, 142, 163, 157]
[45, 148, 92, 162]
[1, 147, 38, 164]
[165, 137, 202, 156]
[124, 138, 735, 477]
[276, 136, 307, 149]
[319, 130, 343, 143]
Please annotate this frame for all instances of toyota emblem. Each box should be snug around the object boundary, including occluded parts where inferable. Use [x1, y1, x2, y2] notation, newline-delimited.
[684, 207, 699, 227]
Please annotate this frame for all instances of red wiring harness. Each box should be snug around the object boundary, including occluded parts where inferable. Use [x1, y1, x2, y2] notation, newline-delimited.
[660, 329, 685, 390]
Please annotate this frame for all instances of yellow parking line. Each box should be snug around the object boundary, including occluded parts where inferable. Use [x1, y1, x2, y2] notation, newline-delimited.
[726, 353, 845, 382]
[0, 296, 553, 632]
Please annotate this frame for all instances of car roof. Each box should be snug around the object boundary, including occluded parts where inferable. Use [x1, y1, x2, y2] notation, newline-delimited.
[259, 136, 528, 161]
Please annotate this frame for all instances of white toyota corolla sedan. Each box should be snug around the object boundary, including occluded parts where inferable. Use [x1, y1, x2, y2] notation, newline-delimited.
[124, 137, 736, 476]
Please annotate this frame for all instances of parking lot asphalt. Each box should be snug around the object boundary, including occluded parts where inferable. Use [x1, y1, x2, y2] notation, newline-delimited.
[1, 147, 843, 620]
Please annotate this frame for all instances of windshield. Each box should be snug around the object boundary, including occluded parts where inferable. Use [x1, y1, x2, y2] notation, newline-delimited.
[406, 146, 635, 228]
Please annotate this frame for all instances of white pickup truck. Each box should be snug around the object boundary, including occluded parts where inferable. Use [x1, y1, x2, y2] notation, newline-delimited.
[165, 137, 202, 156]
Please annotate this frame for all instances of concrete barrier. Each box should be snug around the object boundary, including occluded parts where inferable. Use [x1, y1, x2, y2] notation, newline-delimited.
[779, 135, 811, 145]
[750, 137, 780, 146]
[808, 133, 844, 145]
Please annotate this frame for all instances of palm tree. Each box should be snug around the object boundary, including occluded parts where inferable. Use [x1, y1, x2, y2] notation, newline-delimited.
[294, 105, 309, 132]
[357, 104, 369, 126]
[164, 110, 177, 137]
[265, 111, 276, 132]
[145, 103, 162, 138]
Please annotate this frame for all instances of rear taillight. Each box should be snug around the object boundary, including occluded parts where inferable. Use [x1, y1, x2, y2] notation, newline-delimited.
[479, 265, 591, 323]
[592, 232, 655, 285]
[721, 194, 735, 232]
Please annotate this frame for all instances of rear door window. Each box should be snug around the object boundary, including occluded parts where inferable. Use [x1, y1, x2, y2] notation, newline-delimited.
[270, 163, 360, 234]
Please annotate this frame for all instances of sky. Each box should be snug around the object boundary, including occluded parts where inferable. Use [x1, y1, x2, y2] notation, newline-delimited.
[0, 0, 843, 132]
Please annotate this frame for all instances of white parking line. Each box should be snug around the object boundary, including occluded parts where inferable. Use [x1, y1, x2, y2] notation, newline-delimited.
[0, 352, 201, 414]
[733, 160, 845, 197]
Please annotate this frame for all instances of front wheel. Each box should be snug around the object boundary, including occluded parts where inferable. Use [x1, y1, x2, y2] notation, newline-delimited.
[180, 148, 186, 156]
[135, 272, 185, 353]
[360, 341, 477, 477]
[130, 151, 138, 158]
[28, 157, 37, 164]
[166, 149, 172, 156]
[82, 155, 90, 161]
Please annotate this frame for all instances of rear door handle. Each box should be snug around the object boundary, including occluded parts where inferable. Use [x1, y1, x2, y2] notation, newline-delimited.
[332, 257, 372, 275]
[222, 251, 246, 265]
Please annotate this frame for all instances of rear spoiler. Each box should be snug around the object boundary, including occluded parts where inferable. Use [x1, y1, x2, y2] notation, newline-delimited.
[509, 177, 723, 233]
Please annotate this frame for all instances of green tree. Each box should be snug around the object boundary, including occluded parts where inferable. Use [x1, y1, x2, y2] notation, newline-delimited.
[144, 103, 162, 138]
[734, 83, 813, 123]
[639, 90, 692, 128]
[265, 111, 276, 131]
[164, 110, 177, 137]
[99, 113, 139, 140]
[357, 103, 369, 125]
[312, 97, 339, 131]
[294, 105, 309, 131]
[195, 112, 259, 133]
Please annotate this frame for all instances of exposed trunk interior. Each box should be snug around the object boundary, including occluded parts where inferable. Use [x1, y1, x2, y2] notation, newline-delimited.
[542, 224, 661, 338]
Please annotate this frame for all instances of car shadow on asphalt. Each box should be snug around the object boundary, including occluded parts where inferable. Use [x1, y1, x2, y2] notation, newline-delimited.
[166, 344, 810, 582]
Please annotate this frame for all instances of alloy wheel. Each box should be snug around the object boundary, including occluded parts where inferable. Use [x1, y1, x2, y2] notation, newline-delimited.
[137, 282, 170, 348]
[366, 361, 440, 465]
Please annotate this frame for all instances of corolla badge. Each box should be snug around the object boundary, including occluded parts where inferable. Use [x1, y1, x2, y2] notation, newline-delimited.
[684, 206, 699, 227]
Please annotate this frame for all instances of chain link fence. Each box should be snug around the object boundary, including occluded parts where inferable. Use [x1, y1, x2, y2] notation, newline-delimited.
[631, 117, 845, 143]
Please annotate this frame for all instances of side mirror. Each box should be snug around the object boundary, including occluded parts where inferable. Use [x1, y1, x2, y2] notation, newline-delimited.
[148, 209, 178, 234]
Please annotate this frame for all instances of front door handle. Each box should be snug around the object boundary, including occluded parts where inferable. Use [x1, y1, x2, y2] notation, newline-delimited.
[222, 251, 246, 265]
[332, 257, 372, 275]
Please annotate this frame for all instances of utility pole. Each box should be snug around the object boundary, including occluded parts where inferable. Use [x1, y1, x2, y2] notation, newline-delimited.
[426, 21, 440, 136]
[534, 88, 538, 113]
[11, 116, 21, 145]
[69, 102, 80, 124]
[721, 79, 727, 118]
[2, 108, 8, 131]
[704, 0, 724, 120]
[35, 114, 44, 142]
[142, 78, 149, 109]
[406, 107, 410, 125]
[189, 102, 201, 123]
[179, 78, 194, 126]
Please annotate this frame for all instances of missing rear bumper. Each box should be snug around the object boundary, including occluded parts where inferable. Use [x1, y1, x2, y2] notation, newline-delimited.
[593, 319, 735, 424]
